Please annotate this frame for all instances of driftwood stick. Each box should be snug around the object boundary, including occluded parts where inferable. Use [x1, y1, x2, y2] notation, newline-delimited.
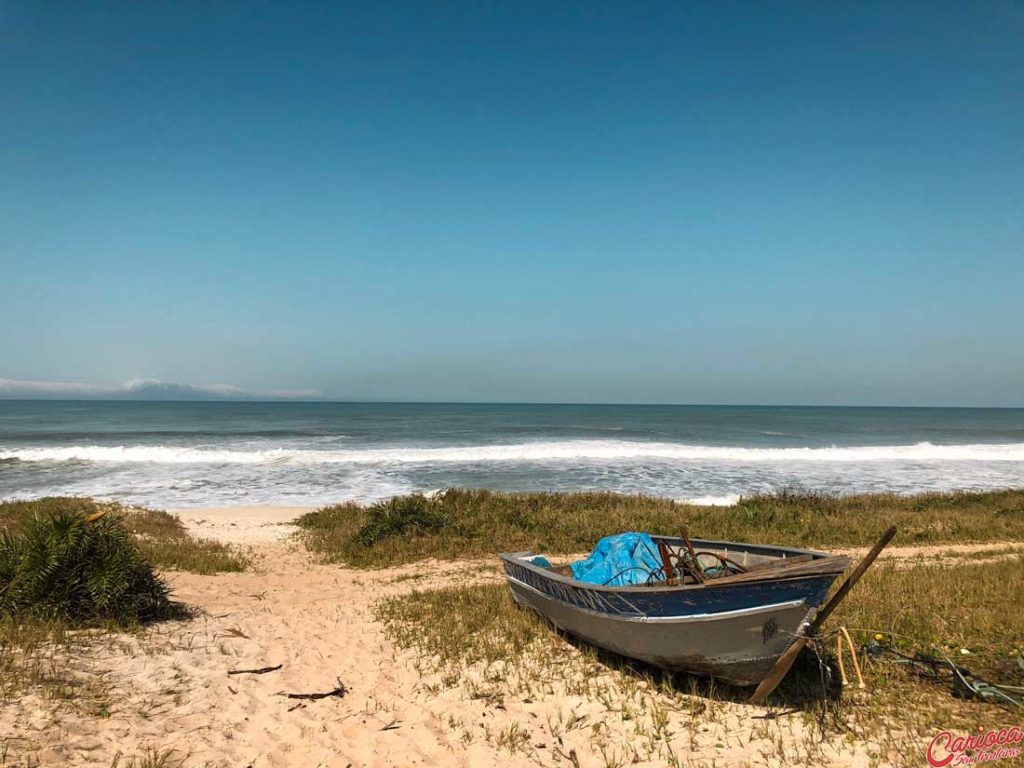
[228, 664, 283, 676]
[810, 527, 896, 628]
[278, 678, 348, 702]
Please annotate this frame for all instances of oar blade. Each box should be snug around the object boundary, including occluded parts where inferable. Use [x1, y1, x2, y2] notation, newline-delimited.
[749, 637, 808, 704]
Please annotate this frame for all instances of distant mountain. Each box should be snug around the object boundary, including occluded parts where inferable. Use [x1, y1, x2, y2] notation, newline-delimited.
[0, 377, 321, 401]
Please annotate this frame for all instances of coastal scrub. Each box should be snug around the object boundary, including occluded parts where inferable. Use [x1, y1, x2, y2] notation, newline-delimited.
[0, 508, 174, 624]
[0, 497, 244, 706]
[298, 488, 1024, 567]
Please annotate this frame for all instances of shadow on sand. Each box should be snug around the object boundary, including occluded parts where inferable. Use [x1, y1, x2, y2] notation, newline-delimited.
[557, 628, 844, 713]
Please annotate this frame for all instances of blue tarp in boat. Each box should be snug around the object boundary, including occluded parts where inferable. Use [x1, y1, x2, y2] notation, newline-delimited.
[570, 532, 663, 587]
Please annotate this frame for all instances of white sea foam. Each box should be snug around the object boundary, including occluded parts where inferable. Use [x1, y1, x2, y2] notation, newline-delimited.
[680, 494, 743, 506]
[4, 440, 1024, 465]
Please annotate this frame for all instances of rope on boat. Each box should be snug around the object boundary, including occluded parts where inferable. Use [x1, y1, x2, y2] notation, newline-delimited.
[599, 565, 660, 586]
[614, 537, 747, 587]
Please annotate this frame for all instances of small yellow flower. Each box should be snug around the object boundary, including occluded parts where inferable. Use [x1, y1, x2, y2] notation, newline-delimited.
[874, 633, 884, 641]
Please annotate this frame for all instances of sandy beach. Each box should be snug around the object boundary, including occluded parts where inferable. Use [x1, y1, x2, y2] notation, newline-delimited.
[3, 504, 1018, 768]
[170, 506, 311, 545]
[6, 3, 1022, 762]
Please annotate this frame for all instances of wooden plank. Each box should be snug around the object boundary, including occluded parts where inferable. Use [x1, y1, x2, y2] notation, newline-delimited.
[708, 554, 850, 585]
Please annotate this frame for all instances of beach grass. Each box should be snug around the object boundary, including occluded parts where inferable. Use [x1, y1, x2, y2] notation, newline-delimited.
[0, 616, 82, 704]
[298, 487, 1024, 567]
[108, 747, 192, 768]
[377, 554, 1024, 766]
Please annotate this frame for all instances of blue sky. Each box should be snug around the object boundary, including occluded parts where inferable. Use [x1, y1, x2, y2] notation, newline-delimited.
[1, 2, 1022, 405]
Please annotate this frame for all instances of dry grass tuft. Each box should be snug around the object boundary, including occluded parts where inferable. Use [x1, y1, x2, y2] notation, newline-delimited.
[0, 617, 80, 703]
[109, 747, 191, 768]
[119, 507, 246, 575]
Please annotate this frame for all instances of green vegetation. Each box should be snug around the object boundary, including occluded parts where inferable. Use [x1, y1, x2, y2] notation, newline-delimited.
[0, 498, 246, 632]
[366, 489, 1024, 764]
[2, 499, 243, 577]
[120, 506, 246, 575]
[299, 487, 1024, 567]
[838, 554, 1024, 680]
[378, 580, 544, 671]
[0, 509, 174, 624]
[1, 497, 246, 575]
[351, 494, 452, 546]
[0, 616, 83, 703]
[109, 747, 191, 768]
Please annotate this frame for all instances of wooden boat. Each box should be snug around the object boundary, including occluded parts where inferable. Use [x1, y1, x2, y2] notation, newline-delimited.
[499, 535, 851, 686]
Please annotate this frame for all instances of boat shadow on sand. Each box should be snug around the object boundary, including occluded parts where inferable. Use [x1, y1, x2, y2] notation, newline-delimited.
[552, 625, 845, 711]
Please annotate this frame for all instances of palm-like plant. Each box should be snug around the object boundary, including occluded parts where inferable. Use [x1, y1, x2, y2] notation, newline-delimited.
[0, 509, 173, 624]
[353, 495, 452, 546]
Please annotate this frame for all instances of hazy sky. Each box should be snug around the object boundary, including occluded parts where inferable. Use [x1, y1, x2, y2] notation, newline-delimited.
[2, 2, 1022, 405]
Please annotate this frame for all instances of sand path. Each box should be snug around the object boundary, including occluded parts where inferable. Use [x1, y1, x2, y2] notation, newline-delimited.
[170, 505, 310, 545]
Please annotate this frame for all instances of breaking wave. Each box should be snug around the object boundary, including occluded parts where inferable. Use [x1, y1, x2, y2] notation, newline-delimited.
[680, 494, 743, 506]
[3, 440, 1024, 465]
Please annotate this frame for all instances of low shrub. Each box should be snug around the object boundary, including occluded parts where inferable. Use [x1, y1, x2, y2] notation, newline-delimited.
[1, 497, 246, 575]
[0, 508, 175, 624]
[353, 495, 452, 546]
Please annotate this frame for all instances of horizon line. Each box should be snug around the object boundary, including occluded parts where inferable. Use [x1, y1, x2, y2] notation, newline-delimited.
[1, 398, 1023, 410]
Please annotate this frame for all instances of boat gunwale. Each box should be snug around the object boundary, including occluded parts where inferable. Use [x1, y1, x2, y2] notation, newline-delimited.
[505, 572, 811, 623]
[499, 536, 846, 595]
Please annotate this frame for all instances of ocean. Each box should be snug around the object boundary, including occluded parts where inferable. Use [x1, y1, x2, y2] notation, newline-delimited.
[1, 401, 1023, 508]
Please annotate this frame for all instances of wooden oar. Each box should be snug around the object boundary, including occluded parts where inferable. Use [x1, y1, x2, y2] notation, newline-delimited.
[749, 525, 897, 705]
